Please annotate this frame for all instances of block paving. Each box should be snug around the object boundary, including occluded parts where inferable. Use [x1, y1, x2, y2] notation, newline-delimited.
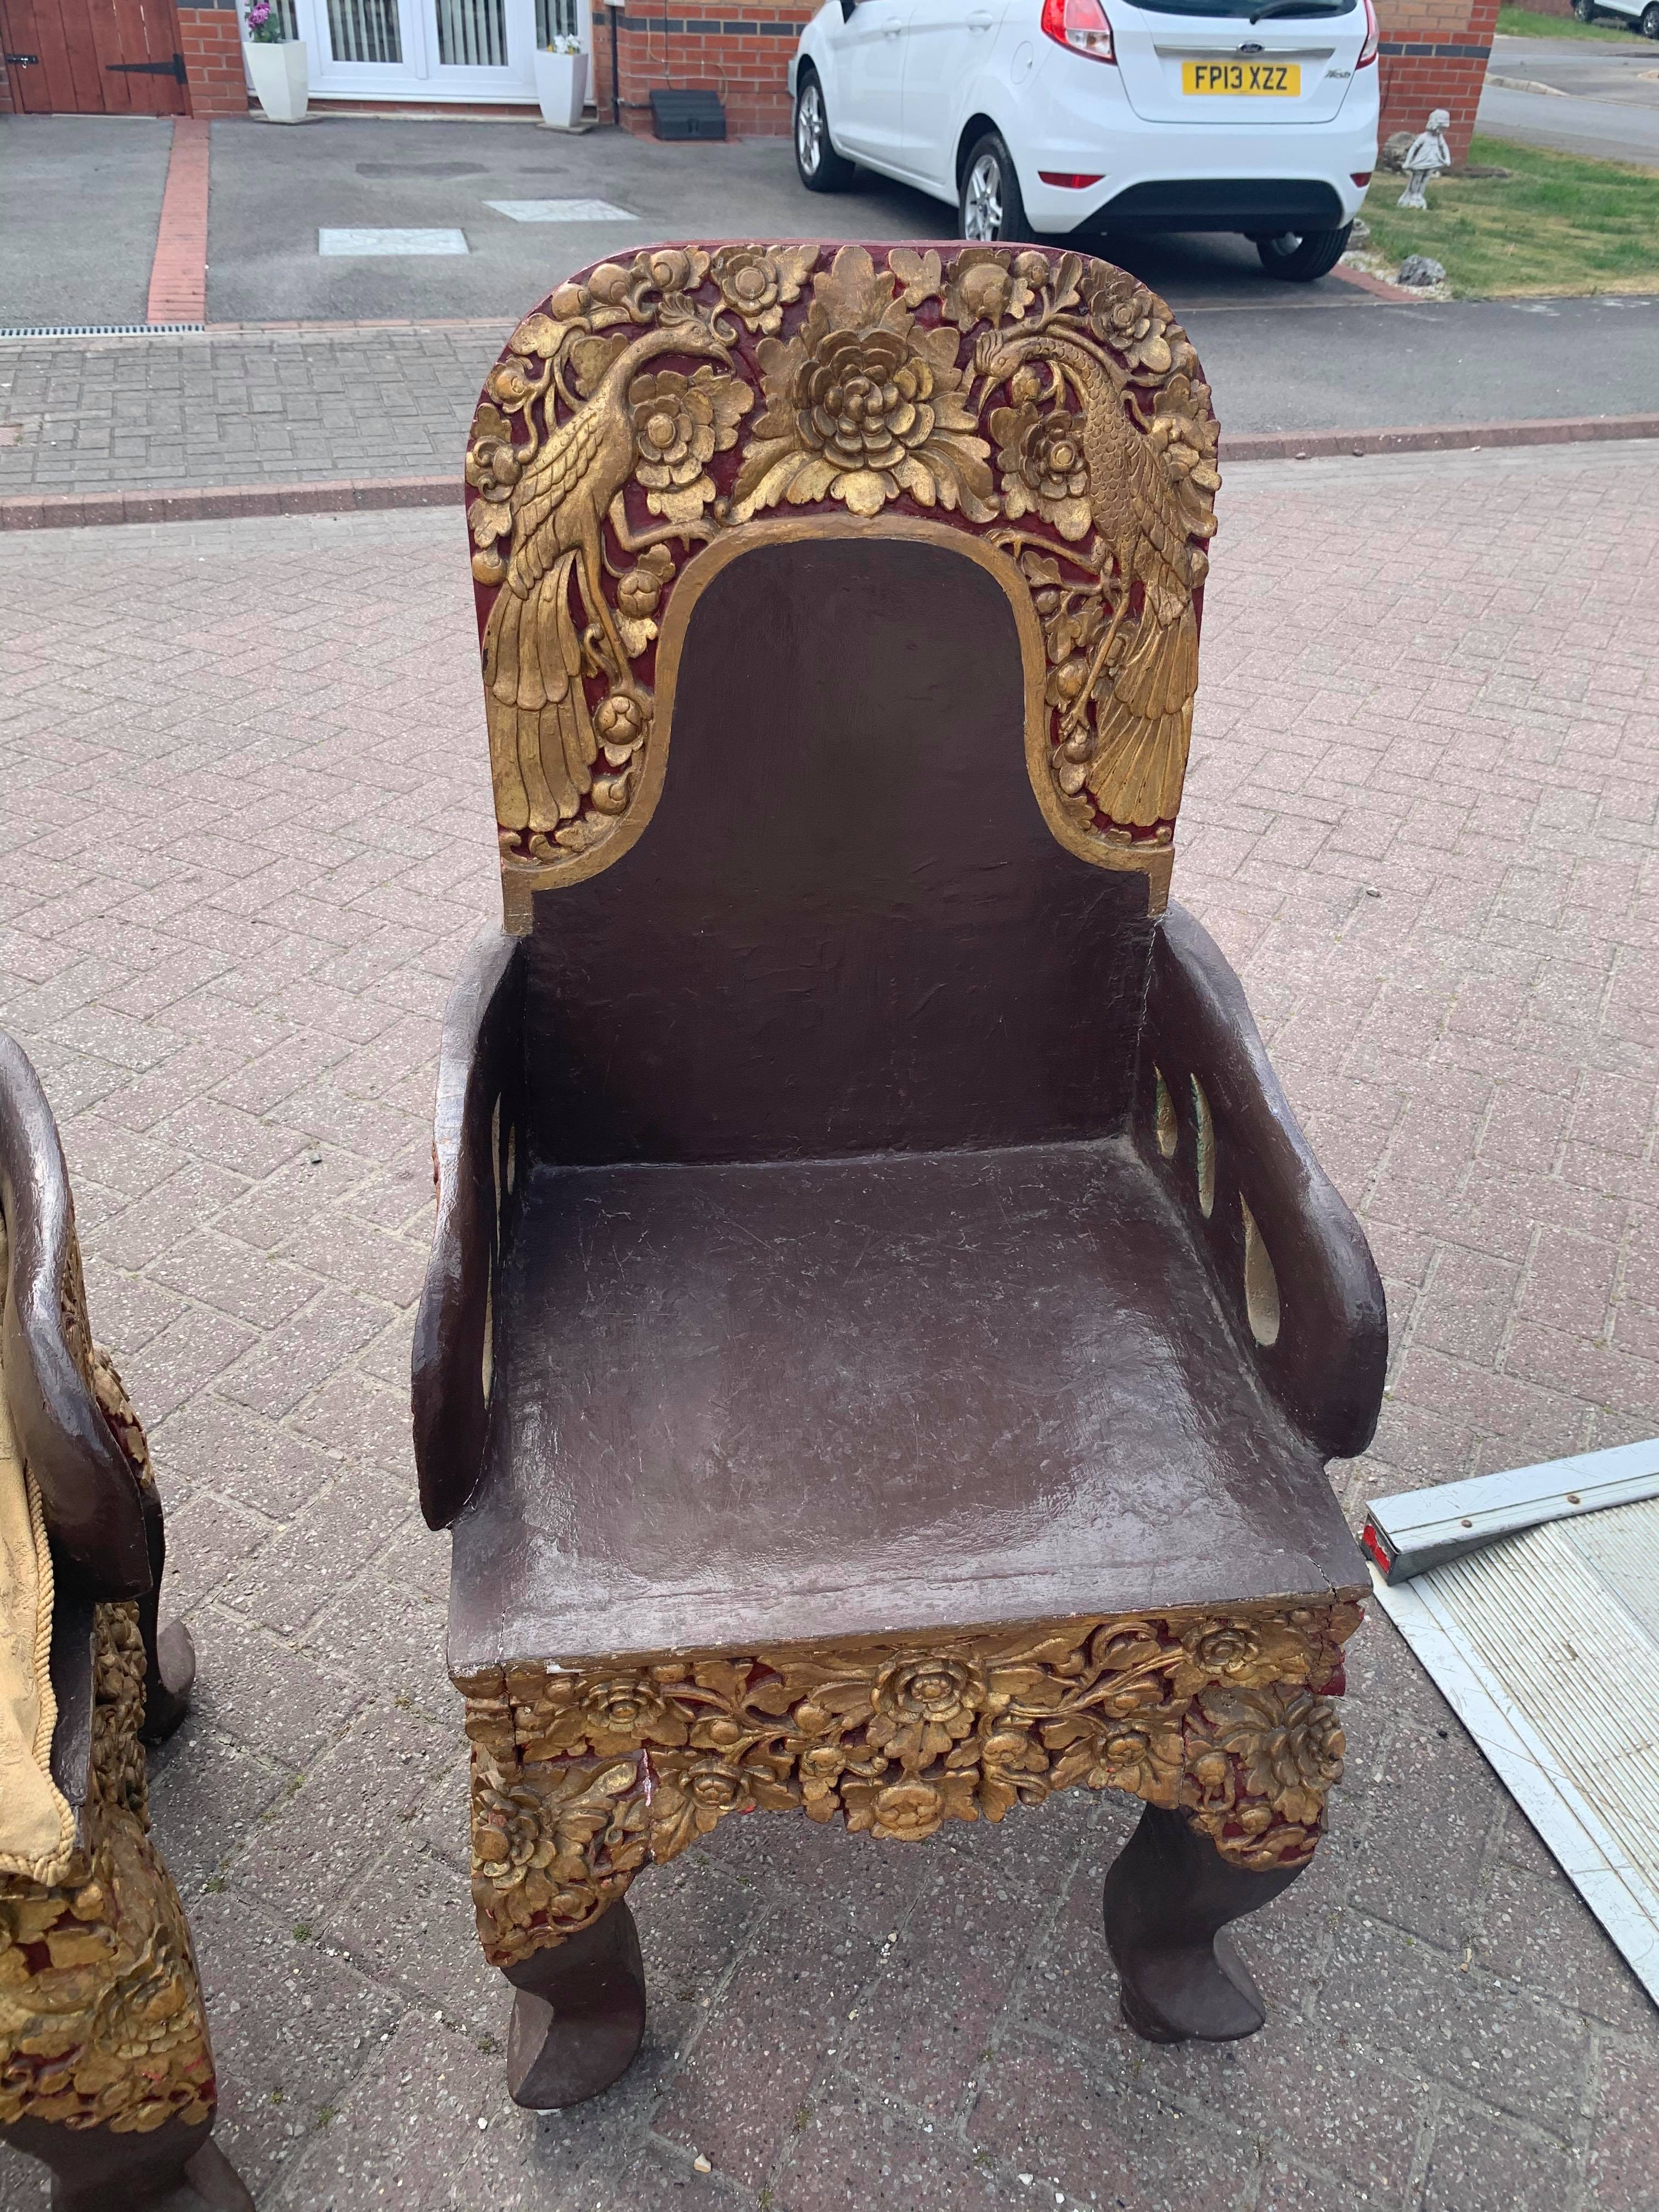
[0, 325, 500, 501]
[0, 438, 1655, 2208]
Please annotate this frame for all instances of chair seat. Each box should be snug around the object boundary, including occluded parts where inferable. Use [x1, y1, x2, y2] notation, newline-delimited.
[448, 1138, 1364, 1673]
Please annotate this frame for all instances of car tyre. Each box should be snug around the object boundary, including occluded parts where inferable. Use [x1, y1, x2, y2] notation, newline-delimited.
[794, 68, 856, 193]
[959, 131, 1030, 243]
[1642, 2, 1659, 34]
[1572, 0, 1598, 18]
[1254, 224, 1354, 283]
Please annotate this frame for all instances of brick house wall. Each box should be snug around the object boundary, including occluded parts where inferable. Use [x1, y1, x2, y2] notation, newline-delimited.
[595, 0, 813, 137]
[178, 0, 252, 117]
[1375, 0, 1499, 165]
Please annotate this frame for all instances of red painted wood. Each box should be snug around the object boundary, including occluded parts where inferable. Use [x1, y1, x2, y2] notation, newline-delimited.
[0, 0, 187, 114]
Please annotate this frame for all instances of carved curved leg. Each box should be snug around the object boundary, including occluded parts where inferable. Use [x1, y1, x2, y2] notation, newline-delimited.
[1102, 1802, 1308, 2043]
[502, 1899, 648, 2109]
[1, 2113, 252, 2212]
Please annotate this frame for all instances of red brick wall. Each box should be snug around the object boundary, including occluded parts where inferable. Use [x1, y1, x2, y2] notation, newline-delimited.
[600, 0, 814, 138]
[179, 3, 251, 118]
[1376, 0, 1499, 165]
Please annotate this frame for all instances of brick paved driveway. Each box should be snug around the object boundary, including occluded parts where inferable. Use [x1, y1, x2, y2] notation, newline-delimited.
[1, 440, 1656, 2211]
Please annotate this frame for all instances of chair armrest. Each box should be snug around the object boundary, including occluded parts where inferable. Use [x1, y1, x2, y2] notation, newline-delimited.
[1135, 905, 1387, 1462]
[413, 928, 526, 1530]
[0, 1033, 149, 1597]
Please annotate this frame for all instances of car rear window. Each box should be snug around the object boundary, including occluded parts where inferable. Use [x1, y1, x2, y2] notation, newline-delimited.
[1111, 0, 1356, 16]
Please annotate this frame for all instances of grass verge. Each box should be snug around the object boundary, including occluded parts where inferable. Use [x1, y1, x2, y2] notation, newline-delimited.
[1359, 134, 1659, 297]
[1495, 5, 1649, 39]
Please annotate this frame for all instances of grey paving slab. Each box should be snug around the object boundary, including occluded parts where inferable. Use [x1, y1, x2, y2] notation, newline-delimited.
[0, 115, 177, 328]
[0, 442, 1656, 2209]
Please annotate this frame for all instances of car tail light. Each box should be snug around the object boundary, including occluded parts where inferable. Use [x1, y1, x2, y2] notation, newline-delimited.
[1040, 171, 1105, 187]
[1358, 0, 1378, 65]
[1040, 0, 1116, 64]
[1351, 171, 1372, 184]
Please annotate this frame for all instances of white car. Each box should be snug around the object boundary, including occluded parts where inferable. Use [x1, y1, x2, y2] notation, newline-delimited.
[791, 0, 1380, 281]
[1575, 0, 1659, 35]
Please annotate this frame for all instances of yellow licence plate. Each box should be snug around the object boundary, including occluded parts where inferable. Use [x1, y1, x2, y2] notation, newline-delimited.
[1182, 60, 1301, 94]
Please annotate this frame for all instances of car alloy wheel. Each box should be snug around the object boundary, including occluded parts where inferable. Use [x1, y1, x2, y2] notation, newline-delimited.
[797, 80, 826, 177]
[964, 152, 1005, 241]
[1643, 2, 1659, 34]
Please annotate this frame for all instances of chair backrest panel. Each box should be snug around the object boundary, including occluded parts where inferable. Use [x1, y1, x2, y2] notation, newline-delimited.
[523, 537, 1154, 1165]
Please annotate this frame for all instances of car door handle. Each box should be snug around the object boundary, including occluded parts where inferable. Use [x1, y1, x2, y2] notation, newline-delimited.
[883, 21, 902, 34]
[967, 10, 993, 24]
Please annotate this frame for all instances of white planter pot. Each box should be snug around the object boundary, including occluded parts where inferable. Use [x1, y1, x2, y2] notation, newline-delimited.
[533, 47, 588, 129]
[245, 39, 308, 124]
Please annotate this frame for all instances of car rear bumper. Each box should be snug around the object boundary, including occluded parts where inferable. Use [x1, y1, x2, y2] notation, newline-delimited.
[1076, 174, 1352, 234]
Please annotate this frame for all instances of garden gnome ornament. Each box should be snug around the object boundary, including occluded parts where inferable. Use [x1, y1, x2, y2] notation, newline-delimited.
[1397, 111, 1452, 208]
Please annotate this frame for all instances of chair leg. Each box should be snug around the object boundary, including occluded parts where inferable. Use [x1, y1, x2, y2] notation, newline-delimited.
[1, 2114, 253, 2212]
[501, 1899, 648, 2109]
[1102, 1801, 1308, 2043]
[137, 1480, 195, 1747]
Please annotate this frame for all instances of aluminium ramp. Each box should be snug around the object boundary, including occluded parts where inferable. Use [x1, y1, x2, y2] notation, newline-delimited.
[1366, 1443, 1659, 2010]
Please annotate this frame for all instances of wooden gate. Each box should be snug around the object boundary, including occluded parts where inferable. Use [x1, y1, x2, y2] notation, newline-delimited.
[2, 0, 189, 114]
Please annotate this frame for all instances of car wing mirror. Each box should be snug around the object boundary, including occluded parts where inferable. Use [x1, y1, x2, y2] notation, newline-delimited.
[839, 0, 856, 19]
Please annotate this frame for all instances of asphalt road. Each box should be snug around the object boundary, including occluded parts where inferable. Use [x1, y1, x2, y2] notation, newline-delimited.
[1479, 30, 1659, 166]
[0, 114, 173, 326]
[2, 114, 1657, 440]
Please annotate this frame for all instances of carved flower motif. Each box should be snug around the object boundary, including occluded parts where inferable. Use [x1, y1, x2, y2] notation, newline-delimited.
[618, 566, 662, 620]
[577, 1672, 688, 1751]
[629, 365, 753, 524]
[1190, 1684, 1346, 1830]
[486, 355, 543, 411]
[1146, 369, 1222, 534]
[465, 401, 521, 502]
[709, 242, 817, 334]
[990, 400, 1092, 543]
[1082, 267, 1173, 376]
[731, 244, 994, 523]
[868, 1780, 946, 1839]
[1090, 1622, 1163, 1673]
[1181, 1621, 1262, 1680]
[941, 245, 1040, 330]
[472, 1780, 553, 1888]
[595, 691, 649, 757]
[869, 1655, 986, 1768]
[978, 1724, 1052, 1819]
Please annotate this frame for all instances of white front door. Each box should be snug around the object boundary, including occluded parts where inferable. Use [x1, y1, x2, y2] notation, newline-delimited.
[294, 0, 586, 102]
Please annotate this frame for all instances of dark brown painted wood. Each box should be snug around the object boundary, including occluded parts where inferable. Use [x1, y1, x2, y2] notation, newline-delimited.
[520, 540, 1156, 1167]
[1103, 1802, 1309, 2040]
[0, 1032, 150, 1597]
[503, 1901, 647, 2109]
[1137, 904, 1388, 1461]
[1, 2115, 251, 2211]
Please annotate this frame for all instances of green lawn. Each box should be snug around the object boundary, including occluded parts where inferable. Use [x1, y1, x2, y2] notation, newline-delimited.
[1360, 135, 1659, 297]
[1494, 5, 1647, 38]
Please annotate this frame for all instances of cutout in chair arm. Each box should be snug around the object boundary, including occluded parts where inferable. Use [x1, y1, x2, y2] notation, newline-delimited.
[1137, 907, 1386, 1461]
[0, 1036, 149, 1597]
[414, 930, 527, 1529]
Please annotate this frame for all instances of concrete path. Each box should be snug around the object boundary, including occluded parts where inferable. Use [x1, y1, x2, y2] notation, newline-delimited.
[1480, 31, 1659, 167]
[0, 435, 1654, 2211]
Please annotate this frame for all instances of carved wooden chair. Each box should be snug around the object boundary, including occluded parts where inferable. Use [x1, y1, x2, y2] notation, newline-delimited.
[415, 242, 1387, 2109]
[0, 1034, 250, 2212]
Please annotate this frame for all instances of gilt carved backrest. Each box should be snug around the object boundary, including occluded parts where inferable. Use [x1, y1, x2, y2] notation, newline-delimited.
[465, 243, 1220, 1163]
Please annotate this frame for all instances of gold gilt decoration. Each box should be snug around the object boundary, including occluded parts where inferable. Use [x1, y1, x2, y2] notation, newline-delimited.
[465, 242, 1220, 928]
[0, 1606, 217, 2135]
[459, 1598, 1359, 1967]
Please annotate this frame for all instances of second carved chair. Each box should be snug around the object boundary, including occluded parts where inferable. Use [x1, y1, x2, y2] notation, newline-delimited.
[0, 1033, 251, 2212]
